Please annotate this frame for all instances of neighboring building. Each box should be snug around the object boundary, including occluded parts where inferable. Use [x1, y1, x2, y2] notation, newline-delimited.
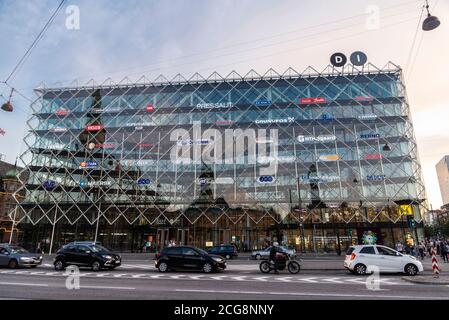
[14, 62, 428, 252]
[0, 161, 26, 243]
[436, 156, 449, 206]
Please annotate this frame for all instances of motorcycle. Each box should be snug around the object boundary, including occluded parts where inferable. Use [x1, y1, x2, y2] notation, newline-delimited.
[259, 253, 301, 274]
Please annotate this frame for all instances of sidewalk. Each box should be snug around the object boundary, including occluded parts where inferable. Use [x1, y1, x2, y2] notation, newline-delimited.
[402, 257, 449, 285]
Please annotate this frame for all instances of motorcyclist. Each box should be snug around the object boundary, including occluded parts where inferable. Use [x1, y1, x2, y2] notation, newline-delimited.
[269, 242, 283, 274]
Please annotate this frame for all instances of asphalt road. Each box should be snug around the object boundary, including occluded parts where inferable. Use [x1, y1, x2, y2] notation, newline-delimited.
[0, 261, 448, 300]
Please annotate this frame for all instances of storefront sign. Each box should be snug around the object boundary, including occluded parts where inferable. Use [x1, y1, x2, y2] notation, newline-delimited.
[137, 178, 152, 185]
[299, 175, 340, 183]
[79, 180, 112, 188]
[215, 120, 234, 126]
[88, 143, 115, 149]
[258, 176, 275, 184]
[355, 96, 374, 102]
[43, 180, 58, 190]
[317, 114, 334, 121]
[360, 133, 380, 140]
[358, 114, 377, 121]
[52, 127, 68, 133]
[298, 135, 336, 143]
[146, 104, 154, 112]
[177, 139, 210, 146]
[55, 109, 70, 116]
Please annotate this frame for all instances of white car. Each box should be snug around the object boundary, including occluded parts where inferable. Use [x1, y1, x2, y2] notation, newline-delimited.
[344, 245, 424, 276]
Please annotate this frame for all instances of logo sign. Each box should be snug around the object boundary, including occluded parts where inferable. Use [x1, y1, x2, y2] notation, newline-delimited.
[255, 99, 272, 106]
[137, 178, 152, 185]
[215, 120, 234, 126]
[79, 161, 98, 169]
[350, 51, 368, 66]
[43, 180, 58, 190]
[55, 109, 70, 116]
[298, 135, 336, 143]
[360, 133, 380, 140]
[197, 103, 233, 109]
[258, 176, 275, 184]
[365, 154, 382, 160]
[330, 53, 348, 67]
[355, 96, 374, 102]
[358, 114, 377, 121]
[367, 175, 386, 181]
[79, 180, 112, 188]
[138, 143, 154, 148]
[178, 139, 210, 146]
[86, 125, 104, 132]
[215, 177, 234, 185]
[255, 117, 295, 125]
[300, 97, 326, 104]
[146, 104, 154, 112]
[319, 155, 340, 162]
[299, 175, 340, 183]
[89, 143, 115, 150]
[318, 114, 334, 121]
[52, 127, 68, 133]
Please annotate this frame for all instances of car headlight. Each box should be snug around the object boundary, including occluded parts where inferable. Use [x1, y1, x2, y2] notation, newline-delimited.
[39, 256, 43, 260]
[212, 257, 223, 263]
[102, 255, 113, 259]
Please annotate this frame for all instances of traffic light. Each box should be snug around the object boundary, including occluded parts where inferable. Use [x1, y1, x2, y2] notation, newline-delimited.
[407, 215, 416, 229]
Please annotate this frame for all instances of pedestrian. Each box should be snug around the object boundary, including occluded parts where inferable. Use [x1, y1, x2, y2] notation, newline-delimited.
[418, 243, 425, 260]
[395, 242, 403, 253]
[441, 242, 448, 263]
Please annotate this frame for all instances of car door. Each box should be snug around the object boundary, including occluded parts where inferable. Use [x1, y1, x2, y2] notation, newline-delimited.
[182, 248, 204, 270]
[166, 247, 184, 269]
[0, 247, 9, 266]
[63, 245, 78, 264]
[76, 245, 94, 266]
[376, 246, 404, 272]
[358, 246, 377, 268]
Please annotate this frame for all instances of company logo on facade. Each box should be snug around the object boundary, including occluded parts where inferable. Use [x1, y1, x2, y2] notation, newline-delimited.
[79, 161, 98, 169]
[360, 133, 380, 140]
[177, 139, 210, 146]
[299, 175, 340, 183]
[367, 175, 386, 181]
[317, 114, 334, 121]
[137, 178, 152, 185]
[255, 99, 272, 106]
[88, 143, 115, 150]
[300, 97, 327, 104]
[298, 135, 336, 143]
[52, 127, 68, 133]
[319, 154, 340, 162]
[358, 114, 378, 121]
[55, 109, 70, 116]
[146, 104, 154, 112]
[255, 117, 295, 125]
[215, 120, 234, 126]
[258, 156, 296, 164]
[257, 176, 275, 184]
[86, 124, 104, 132]
[196, 103, 233, 109]
[330, 51, 368, 67]
[365, 154, 383, 160]
[43, 180, 58, 190]
[79, 180, 112, 188]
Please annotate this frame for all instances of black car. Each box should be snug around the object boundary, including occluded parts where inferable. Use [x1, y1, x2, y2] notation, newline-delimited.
[53, 242, 121, 272]
[155, 246, 226, 273]
[207, 245, 238, 260]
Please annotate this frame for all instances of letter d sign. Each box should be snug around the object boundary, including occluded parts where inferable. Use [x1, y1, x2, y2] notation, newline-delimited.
[330, 53, 347, 67]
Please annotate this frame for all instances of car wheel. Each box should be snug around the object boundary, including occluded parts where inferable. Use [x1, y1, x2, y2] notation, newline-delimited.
[158, 262, 169, 273]
[354, 263, 367, 275]
[91, 261, 102, 272]
[255, 254, 261, 260]
[203, 263, 213, 273]
[225, 254, 231, 260]
[405, 264, 419, 276]
[8, 259, 18, 269]
[54, 259, 65, 271]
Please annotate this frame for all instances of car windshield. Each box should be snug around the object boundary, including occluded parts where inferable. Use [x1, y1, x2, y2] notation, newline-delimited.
[9, 246, 29, 254]
[89, 245, 110, 253]
[197, 248, 208, 255]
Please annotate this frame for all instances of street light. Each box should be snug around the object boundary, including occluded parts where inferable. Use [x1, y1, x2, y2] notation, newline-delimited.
[1, 88, 14, 113]
[422, 0, 441, 31]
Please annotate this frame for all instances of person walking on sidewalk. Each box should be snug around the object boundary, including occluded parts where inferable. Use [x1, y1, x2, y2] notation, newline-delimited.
[440, 241, 448, 263]
[418, 243, 425, 260]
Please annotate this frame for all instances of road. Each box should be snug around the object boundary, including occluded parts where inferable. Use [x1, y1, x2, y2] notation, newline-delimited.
[0, 259, 448, 300]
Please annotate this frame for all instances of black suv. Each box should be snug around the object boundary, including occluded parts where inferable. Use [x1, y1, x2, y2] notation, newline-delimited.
[155, 246, 226, 273]
[53, 242, 121, 271]
[207, 245, 238, 260]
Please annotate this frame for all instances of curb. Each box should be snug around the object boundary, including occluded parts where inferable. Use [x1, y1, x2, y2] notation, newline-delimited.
[401, 276, 449, 286]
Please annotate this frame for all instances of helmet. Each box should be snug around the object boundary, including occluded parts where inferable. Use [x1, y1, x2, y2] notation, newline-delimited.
[273, 242, 279, 247]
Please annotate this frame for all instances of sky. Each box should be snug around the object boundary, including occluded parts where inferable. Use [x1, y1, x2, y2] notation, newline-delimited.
[0, 0, 448, 208]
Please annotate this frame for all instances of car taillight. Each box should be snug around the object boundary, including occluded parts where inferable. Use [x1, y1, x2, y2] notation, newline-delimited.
[350, 253, 356, 261]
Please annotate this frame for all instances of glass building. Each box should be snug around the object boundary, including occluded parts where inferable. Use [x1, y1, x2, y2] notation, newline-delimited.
[12, 62, 428, 253]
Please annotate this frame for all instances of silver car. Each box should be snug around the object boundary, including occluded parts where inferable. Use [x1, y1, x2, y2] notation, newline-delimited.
[0, 244, 43, 269]
[251, 246, 296, 260]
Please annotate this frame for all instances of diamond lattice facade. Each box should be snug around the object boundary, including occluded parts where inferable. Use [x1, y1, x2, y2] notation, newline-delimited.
[12, 62, 428, 253]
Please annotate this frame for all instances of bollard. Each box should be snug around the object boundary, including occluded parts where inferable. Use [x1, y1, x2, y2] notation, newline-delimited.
[431, 248, 440, 278]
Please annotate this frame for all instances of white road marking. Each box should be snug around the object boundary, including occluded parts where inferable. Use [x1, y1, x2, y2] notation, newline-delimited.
[113, 274, 128, 278]
[189, 275, 205, 280]
[81, 286, 135, 290]
[210, 275, 227, 280]
[95, 273, 111, 277]
[174, 289, 449, 300]
[252, 276, 269, 282]
[321, 277, 344, 284]
[297, 277, 319, 283]
[131, 274, 148, 278]
[0, 281, 49, 287]
[170, 275, 186, 279]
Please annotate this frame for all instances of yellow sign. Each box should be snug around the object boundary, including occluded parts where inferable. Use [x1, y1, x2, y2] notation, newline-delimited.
[398, 205, 413, 216]
[206, 242, 214, 247]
